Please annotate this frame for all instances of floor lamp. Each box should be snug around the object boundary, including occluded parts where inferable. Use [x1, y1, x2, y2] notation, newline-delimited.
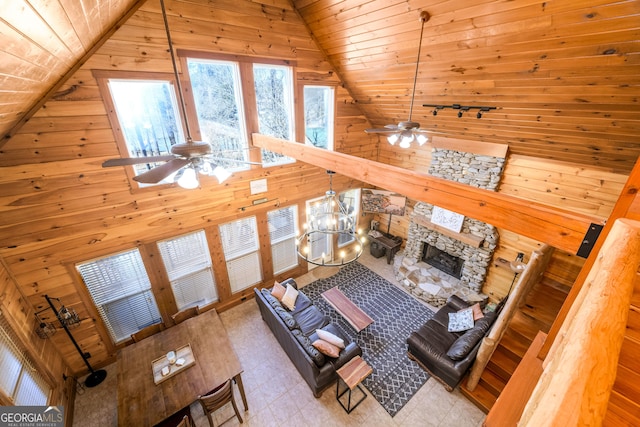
[36, 295, 107, 387]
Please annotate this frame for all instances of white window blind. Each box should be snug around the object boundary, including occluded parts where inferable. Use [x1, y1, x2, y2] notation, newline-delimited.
[77, 249, 162, 343]
[158, 230, 218, 310]
[219, 217, 262, 292]
[0, 316, 50, 405]
[267, 205, 298, 274]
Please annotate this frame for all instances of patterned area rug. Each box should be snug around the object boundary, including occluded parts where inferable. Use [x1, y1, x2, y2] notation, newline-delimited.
[301, 262, 435, 417]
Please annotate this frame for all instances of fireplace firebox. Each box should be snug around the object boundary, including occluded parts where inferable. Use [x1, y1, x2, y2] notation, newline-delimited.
[422, 244, 464, 279]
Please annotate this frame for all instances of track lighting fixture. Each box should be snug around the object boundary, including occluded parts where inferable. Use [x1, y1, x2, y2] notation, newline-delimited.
[424, 104, 497, 119]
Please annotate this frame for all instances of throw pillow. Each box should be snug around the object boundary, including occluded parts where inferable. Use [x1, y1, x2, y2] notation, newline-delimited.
[447, 312, 497, 360]
[446, 325, 486, 361]
[281, 284, 299, 311]
[470, 303, 484, 321]
[316, 328, 345, 349]
[448, 307, 474, 332]
[271, 280, 286, 301]
[312, 339, 340, 358]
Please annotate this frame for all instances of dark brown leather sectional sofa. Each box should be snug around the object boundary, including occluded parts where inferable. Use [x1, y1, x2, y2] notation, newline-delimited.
[254, 278, 362, 397]
[407, 295, 499, 391]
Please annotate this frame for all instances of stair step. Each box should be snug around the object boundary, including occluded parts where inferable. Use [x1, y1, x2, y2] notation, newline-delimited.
[478, 369, 507, 397]
[509, 311, 549, 339]
[499, 328, 533, 360]
[487, 349, 519, 382]
[460, 376, 498, 414]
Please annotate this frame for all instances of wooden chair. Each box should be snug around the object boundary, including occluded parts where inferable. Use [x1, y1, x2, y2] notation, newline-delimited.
[175, 415, 194, 427]
[198, 379, 243, 426]
[171, 306, 200, 324]
[130, 323, 164, 343]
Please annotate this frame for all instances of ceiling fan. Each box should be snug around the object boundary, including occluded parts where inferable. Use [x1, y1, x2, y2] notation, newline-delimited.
[365, 11, 431, 148]
[102, 0, 257, 189]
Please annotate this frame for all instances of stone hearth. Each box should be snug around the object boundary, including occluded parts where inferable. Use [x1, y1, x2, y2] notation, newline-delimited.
[395, 254, 487, 308]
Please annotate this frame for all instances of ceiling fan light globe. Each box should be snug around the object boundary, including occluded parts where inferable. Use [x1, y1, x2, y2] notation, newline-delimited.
[416, 134, 429, 145]
[212, 166, 232, 183]
[177, 167, 199, 189]
[199, 162, 212, 175]
[400, 133, 414, 148]
[387, 134, 399, 145]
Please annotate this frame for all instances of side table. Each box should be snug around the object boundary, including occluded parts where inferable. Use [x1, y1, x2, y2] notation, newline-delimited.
[336, 355, 373, 413]
[372, 234, 402, 264]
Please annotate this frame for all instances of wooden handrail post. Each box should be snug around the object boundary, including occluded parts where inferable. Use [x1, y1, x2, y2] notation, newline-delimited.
[519, 218, 640, 426]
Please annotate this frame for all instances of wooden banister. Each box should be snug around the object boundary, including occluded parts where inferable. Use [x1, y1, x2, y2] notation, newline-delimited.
[466, 245, 554, 391]
[518, 218, 640, 426]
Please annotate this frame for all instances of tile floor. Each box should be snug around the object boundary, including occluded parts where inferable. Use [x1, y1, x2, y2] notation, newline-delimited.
[73, 251, 485, 426]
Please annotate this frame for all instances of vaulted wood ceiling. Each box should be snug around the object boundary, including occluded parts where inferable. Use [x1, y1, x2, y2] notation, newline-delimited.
[2, 0, 639, 172]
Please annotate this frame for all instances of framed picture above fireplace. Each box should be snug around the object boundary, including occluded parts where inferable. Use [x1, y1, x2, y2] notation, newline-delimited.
[361, 189, 406, 216]
[431, 206, 464, 233]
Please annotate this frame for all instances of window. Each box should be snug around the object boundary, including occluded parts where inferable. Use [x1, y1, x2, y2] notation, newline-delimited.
[158, 230, 218, 310]
[254, 64, 296, 166]
[303, 85, 334, 150]
[219, 217, 262, 292]
[0, 316, 50, 405]
[105, 76, 185, 183]
[338, 188, 360, 246]
[267, 205, 299, 274]
[186, 58, 249, 169]
[77, 249, 162, 344]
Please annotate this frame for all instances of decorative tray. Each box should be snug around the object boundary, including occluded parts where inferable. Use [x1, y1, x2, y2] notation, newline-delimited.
[152, 343, 196, 385]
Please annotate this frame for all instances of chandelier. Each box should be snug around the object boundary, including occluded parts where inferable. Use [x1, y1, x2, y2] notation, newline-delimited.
[296, 171, 366, 267]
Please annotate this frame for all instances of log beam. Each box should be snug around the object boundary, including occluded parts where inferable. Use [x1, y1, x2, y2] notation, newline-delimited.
[252, 134, 603, 254]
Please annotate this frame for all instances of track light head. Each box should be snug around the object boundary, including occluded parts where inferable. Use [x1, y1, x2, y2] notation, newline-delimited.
[432, 110, 438, 116]
[477, 111, 482, 119]
[457, 110, 463, 118]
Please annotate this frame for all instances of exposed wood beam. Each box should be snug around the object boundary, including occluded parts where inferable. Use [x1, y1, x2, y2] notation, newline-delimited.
[253, 134, 604, 254]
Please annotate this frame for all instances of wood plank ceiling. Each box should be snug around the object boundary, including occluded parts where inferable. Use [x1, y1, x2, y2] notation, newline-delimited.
[2, 0, 640, 172]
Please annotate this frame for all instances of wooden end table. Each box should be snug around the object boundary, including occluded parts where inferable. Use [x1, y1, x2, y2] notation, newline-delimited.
[372, 234, 402, 264]
[336, 355, 373, 413]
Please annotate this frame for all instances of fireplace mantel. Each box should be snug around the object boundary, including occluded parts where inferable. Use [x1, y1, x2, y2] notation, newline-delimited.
[413, 214, 484, 248]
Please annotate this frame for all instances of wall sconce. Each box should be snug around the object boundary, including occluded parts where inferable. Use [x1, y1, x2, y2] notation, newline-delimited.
[36, 295, 107, 387]
[508, 252, 526, 291]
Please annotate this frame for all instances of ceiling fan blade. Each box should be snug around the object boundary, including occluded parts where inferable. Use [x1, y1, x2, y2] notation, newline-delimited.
[102, 155, 175, 167]
[205, 156, 263, 165]
[132, 158, 190, 184]
[365, 128, 399, 134]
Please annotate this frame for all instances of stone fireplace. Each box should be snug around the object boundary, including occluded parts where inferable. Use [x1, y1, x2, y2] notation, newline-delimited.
[394, 144, 506, 307]
[422, 244, 464, 279]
